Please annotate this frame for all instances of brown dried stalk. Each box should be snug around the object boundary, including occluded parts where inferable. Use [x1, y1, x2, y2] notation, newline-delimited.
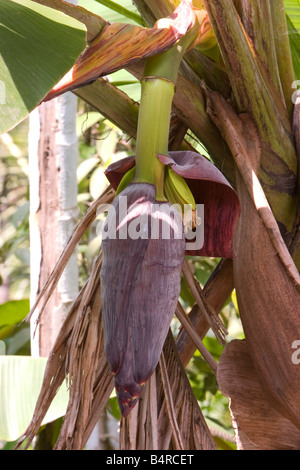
[175, 302, 218, 373]
[27, 185, 115, 327]
[181, 258, 228, 344]
[120, 330, 218, 451]
[158, 352, 184, 450]
[18, 251, 115, 450]
[156, 331, 217, 450]
[120, 373, 159, 450]
[177, 258, 234, 368]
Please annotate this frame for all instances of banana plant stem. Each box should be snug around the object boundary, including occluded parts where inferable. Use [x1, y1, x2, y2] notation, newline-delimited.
[133, 36, 198, 200]
[133, 76, 175, 200]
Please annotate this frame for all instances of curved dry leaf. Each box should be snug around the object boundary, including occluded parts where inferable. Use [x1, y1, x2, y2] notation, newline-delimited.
[156, 331, 217, 450]
[203, 77, 300, 432]
[54, 257, 114, 450]
[233, 167, 300, 429]
[217, 339, 300, 450]
[120, 330, 217, 450]
[290, 93, 300, 262]
[17, 254, 115, 451]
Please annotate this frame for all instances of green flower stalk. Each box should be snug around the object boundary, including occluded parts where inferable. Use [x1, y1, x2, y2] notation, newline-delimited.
[132, 76, 175, 200]
[117, 29, 201, 209]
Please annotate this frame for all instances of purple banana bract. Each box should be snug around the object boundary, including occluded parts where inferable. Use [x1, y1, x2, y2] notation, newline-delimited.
[100, 183, 186, 416]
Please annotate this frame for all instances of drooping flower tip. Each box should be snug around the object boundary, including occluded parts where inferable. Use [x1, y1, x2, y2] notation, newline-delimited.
[116, 382, 144, 417]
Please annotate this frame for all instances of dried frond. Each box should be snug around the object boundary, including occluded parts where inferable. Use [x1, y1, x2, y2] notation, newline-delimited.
[218, 340, 300, 450]
[27, 186, 115, 326]
[120, 331, 217, 450]
[175, 301, 218, 373]
[181, 258, 227, 344]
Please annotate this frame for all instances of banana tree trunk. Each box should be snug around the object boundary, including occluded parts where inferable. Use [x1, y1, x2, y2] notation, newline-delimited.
[28, 91, 79, 357]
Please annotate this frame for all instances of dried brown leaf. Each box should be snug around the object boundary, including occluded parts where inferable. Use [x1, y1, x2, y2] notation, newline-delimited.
[18, 252, 115, 450]
[175, 301, 218, 373]
[16, 285, 84, 449]
[181, 258, 227, 343]
[156, 331, 217, 450]
[159, 352, 184, 450]
[218, 340, 300, 450]
[120, 372, 159, 450]
[289, 93, 300, 266]
[17, 188, 115, 450]
[54, 255, 115, 450]
[176, 258, 234, 368]
[233, 167, 300, 429]
[27, 186, 114, 326]
[120, 330, 217, 450]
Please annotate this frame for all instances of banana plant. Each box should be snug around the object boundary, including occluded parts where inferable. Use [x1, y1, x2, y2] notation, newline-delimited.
[4, 0, 300, 451]
[99, 9, 240, 415]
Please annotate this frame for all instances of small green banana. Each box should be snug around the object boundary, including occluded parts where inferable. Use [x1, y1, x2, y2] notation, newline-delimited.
[164, 165, 200, 232]
[164, 166, 196, 209]
[116, 166, 136, 196]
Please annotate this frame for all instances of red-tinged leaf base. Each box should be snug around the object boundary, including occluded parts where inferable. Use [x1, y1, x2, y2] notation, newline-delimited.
[44, 1, 199, 101]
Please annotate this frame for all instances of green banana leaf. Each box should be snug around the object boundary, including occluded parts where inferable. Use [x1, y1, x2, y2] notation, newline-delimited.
[81, 0, 144, 26]
[0, 355, 69, 442]
[0, 0, 86, 134]
[0, 299, 29, 339]
[285, 0, 300, 80]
